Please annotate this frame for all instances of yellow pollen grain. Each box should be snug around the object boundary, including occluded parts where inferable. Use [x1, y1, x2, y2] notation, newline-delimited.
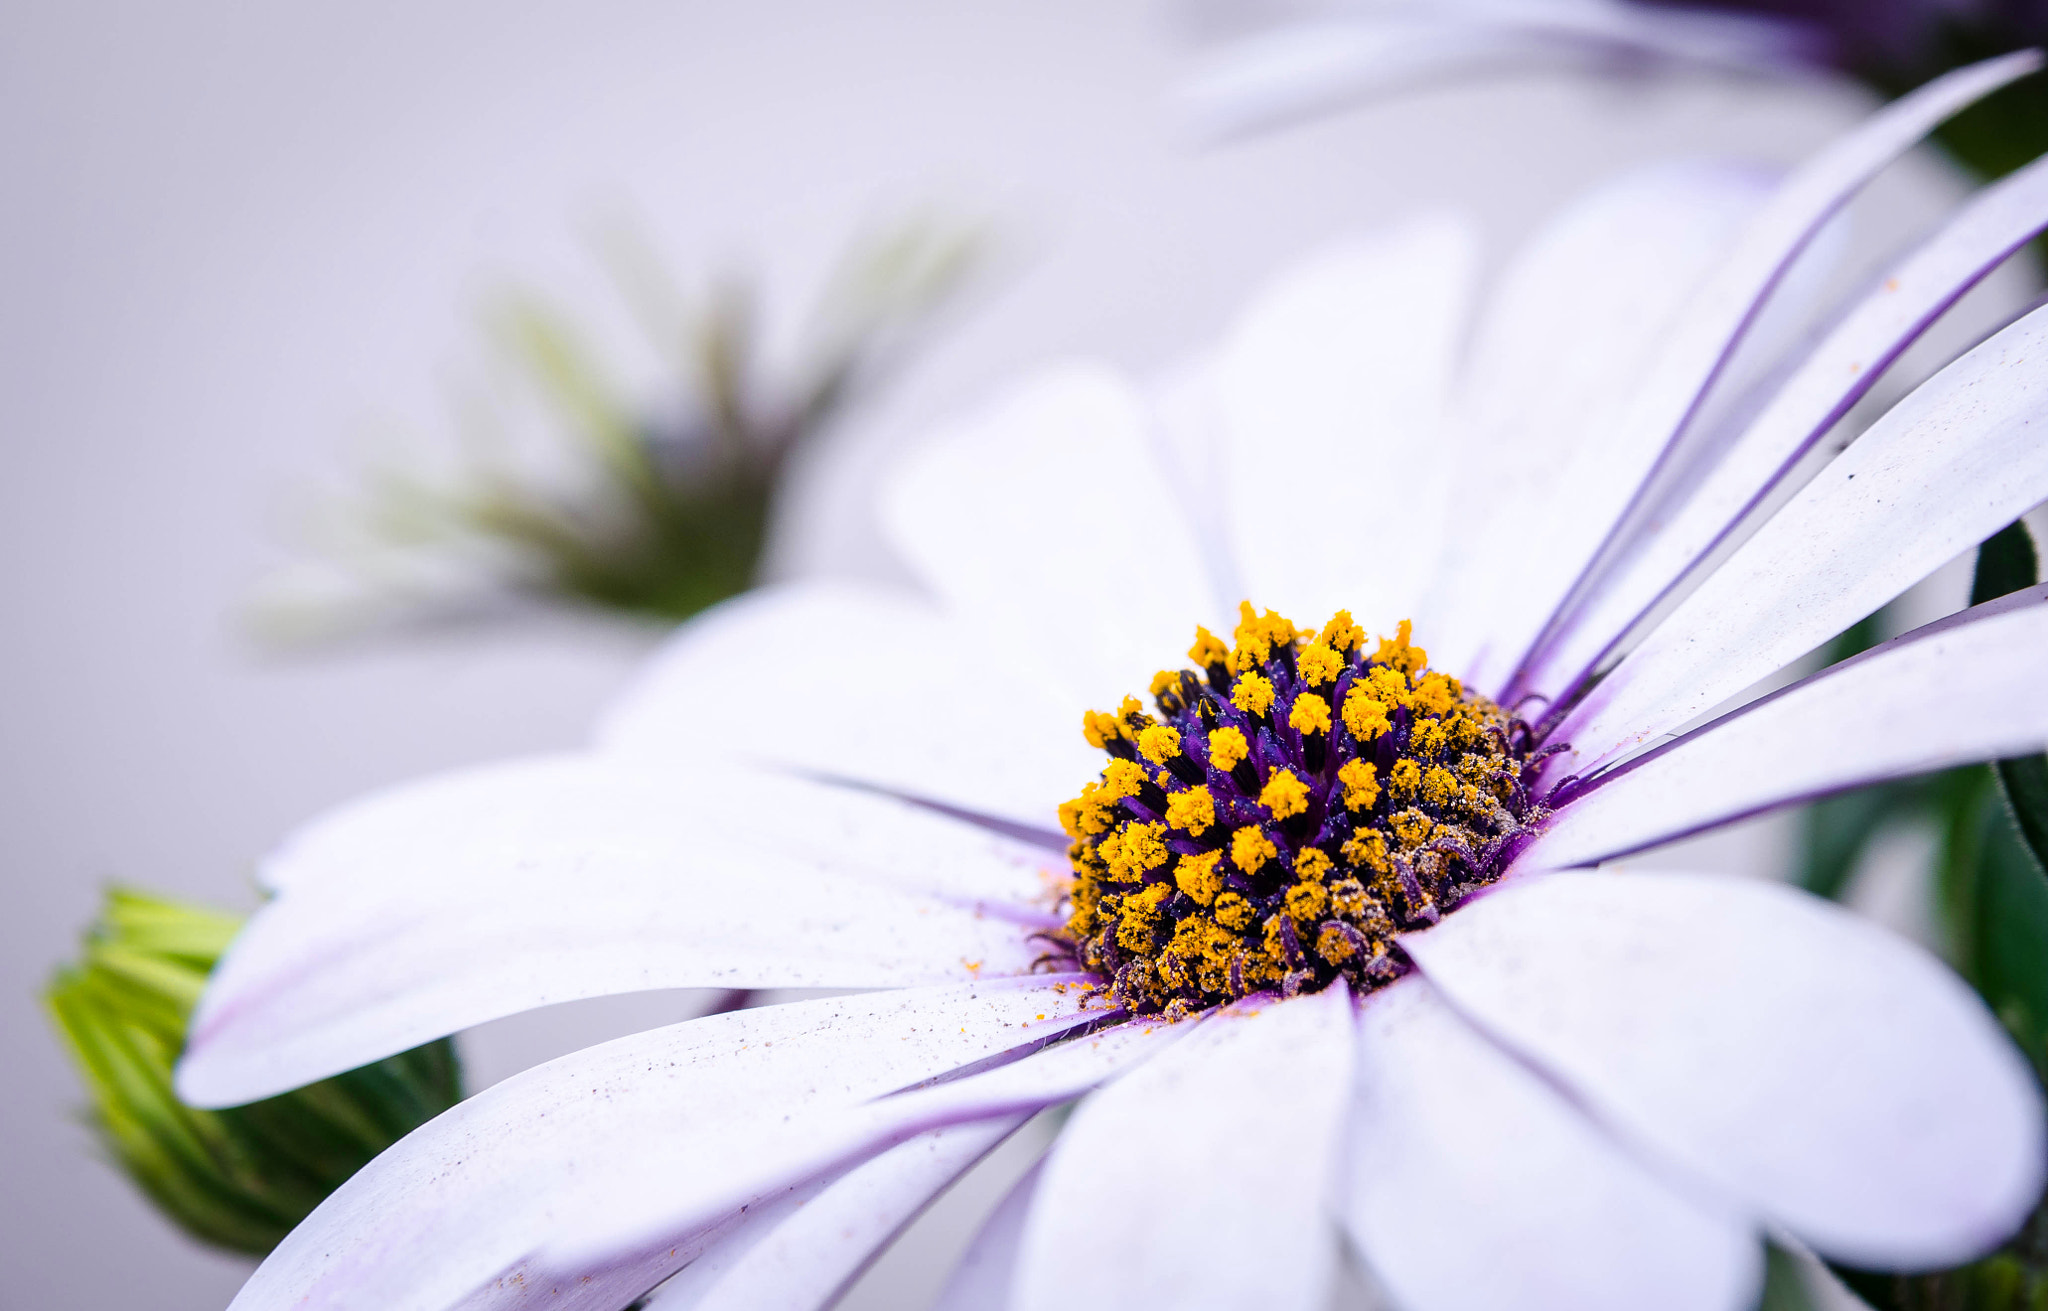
[1421, 765, 1462, 807]
[1165, 785, 1216, 836]
[1138, 724, 1182, 766]
[1104, 821, 1169, 881]
[1189, 626, 1228, 668]
[1149, 670, 1181, 701]
[1343, 689, 1392, 741]
[1285, 882, 1329, 924]
[1117, 883, 1171, 951]
[1367, 665, 1412, 709]
[1295, 847, 1333, 881]
[1173, 849, 1225, 904]
[1298, 643, 1342, 686]
[1342, 829, 1391, 874]
[1338, 759, 1379, 811]
[1388, 759, 1422, 801]
[1118, 695, 1149, 726]
[1207, 726, 1249, 772]
[1232, 672, 1275, 718]
[1315, 923, 1359, 964]
[1389, 809, 1436, 849]
[1410, 717, 1449, 757]
[1214, 891, 1255, 931]
[1288, 692, 1332, 737]
[1231, 825, 1277, 873]
[1412, 671, 1459, 717]
[1101, 758, 1148, 800]
[1320, 609, 1364, 653]
[1260, 769, 1309, 820]
[1081, 709, 1123, 749]
[1375, 619, 1427, 674]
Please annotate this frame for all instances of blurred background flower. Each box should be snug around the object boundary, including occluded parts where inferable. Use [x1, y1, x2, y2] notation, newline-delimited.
[2, 2, 2036, 1308]
[250, 211, 982, 641]
[1184, 0, 2048, 180]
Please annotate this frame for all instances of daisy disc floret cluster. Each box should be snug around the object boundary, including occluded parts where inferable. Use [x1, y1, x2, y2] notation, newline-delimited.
[1060, 603, 1536, 1014]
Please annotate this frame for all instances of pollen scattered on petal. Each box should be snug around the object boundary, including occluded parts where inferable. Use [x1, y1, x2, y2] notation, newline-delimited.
[1259, 769, 1309, 820]
[1232, 825, 1277, 873]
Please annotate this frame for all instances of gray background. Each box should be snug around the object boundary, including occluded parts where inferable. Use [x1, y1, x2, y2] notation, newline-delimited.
[0, 3, 2018, 1307]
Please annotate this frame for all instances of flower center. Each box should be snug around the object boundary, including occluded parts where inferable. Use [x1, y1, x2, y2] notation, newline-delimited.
[1055, 603, 1540, 1016]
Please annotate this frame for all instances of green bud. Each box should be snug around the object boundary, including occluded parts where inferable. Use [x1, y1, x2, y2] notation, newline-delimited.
[44, 887, 462, 1256]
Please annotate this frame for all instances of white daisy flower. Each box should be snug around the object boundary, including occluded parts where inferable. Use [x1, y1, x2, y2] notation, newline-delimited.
[182, 56, 2048, 1311]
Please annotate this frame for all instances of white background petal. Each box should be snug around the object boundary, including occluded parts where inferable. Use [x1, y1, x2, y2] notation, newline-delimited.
[1215, 218, 1476, 629]
[880, 363, 1226, 713]
[1343, 975, 1759, 1311]
[1426, 161, 1771, 687]
[1013, 987, 1356, 1311]
[596, 581, 1094, 829]
[1405, 872, 2045, 1268]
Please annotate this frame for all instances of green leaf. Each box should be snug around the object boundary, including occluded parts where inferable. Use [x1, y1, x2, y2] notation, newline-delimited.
[1971, 519, 2038, 607]
[44, 886, 464, 1256]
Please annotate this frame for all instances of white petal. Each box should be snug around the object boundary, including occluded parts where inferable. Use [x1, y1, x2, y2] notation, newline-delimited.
[1540, 191, 2048, 740]
[180, 755, 1065, 1105]
[226, 982, 1095, 1311]
[1215, 219, 1477, 629]
[1013, 987, 1356, 1311]
[545, 1014, 1189, 1267]
[1342, 974, 1759, 1311]
[1424, 161, 1772, 685]
[595, 581, 1093, 831]
[880, 362, 1225, 712]
[1528, 591, 2048, 874]
[930, 1158, 1044, 1311]
[1405, 871, 2046, 1268]
[678, 1116, 1029, 1311]
[1468, 51, 2043, 696]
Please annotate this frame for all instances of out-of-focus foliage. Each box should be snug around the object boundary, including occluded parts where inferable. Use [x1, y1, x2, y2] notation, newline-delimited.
[1807, 519, 2048, 1310]
[256, 212, 981, 641]
[44, 888, 462, 1256]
